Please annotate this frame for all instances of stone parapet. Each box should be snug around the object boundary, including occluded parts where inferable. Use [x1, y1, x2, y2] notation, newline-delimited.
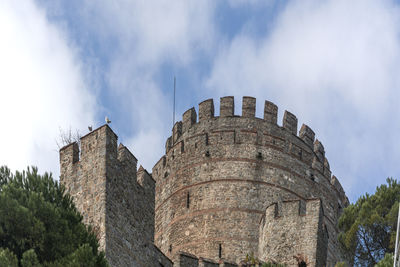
[153, 96, 348, 265]
[60, 124, 172, 267]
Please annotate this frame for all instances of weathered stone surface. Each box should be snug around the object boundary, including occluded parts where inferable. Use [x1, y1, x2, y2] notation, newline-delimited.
[153, 96, 348, 266]
[299, 124, 315, 148]
[283, 110, 298, 135]
[199, 99, 214, 122]
[264, 100, 278, 124]
[220, 96, 234, 117]
[60, 96, 349, 267]
[242, 96, 256, 117]
[183, 108, 197, 133]
[60, 125, 172, 267]
[258, 199, 327, 267]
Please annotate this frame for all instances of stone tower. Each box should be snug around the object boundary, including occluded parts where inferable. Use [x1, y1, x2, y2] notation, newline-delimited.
[152, 96, 348, 266]
[59, 125, 172, 266]
[59, 96, 348, 267]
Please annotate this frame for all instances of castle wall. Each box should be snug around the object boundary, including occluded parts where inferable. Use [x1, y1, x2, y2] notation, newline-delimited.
[258, 199, 328, 267]
[152, 96, 348, 265]
[59, 96, 349, 267]
[60, 125, 172, 267]
[174, 252, 239, 267]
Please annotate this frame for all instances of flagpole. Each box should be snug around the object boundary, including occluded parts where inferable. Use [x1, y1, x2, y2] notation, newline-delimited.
[173, 76, 176, 127]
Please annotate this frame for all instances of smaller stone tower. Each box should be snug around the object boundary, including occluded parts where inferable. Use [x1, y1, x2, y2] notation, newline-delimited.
[258, 199, 328, 266]
[59, 125, 172, 267]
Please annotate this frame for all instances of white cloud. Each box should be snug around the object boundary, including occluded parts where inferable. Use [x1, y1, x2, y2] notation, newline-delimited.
[72, 0, 217, 170]
[207, 0, 400, 200]
[228, 0, 275, 8]
[79, 1, 216, 67]
[0, 1, 96, 177]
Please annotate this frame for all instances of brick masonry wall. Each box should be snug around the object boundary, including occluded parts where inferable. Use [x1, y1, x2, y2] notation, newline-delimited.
[60, 125, 172, 267]
[153, 96, 349, 265]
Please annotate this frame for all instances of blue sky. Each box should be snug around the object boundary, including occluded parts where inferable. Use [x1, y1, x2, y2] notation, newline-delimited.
[1, 0, 400, 202]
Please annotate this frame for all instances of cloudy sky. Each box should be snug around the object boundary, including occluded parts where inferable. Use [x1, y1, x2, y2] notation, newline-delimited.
[1, 0, 400, 202]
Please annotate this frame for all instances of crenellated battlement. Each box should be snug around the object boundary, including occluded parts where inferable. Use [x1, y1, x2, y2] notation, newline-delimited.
[59, 124, 172, 266]
[260, 199, 321, 223]
[174, 251, 242, 267]
[167, 96, 307, 138]
[60, 96, 348, 266]
[259, 199, 328, 266]
[60, 125, 155, 194]
[153, 96, 348, 265]
[157, 96, 346, 203]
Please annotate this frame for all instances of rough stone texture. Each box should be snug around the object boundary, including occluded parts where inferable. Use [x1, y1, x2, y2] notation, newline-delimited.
[60, 125, 172, 267]
[258, 199, 327, 266]
[242, 96, 256, 117]
[283, 110, 298, 135]
[174, 252, 200, 267]
[153, 96, 349, 266]
[183, 108, 197, 133]
[199, 99, 214, 122]
[220, 96, 234, 117]
[299, 124, 315, 149]
[264, 101, 278, 124]
[60, 96, 349, 267]
[173, 252, 238, 267]
[199, 257, 219, 267]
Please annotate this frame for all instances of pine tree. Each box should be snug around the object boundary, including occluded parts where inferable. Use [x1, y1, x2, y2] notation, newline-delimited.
[338, 178, 399, 266]
[0, 166, 108, 266]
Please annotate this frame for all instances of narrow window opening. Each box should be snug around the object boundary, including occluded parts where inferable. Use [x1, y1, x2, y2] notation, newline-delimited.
[298, 261, 307, 267]
[274, 203, 279, 218]
[168, 244, 172, 253]
[257, 152, 262, 159]
[218, 244, 222, 258]
[186, 192, 190, 208]
[205, 150, 210, 157]
[325, 225, 329, 239]
[181, 141, 184, 153]
[338, 202, 342, 215]
[162, 156, 166, 167]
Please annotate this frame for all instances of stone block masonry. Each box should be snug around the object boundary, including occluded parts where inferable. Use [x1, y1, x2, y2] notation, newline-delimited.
[60, 96, 349, 267]
[60, 125, 172, 267]
[153, 96, 349, 266]
[259, 199, 328, 266]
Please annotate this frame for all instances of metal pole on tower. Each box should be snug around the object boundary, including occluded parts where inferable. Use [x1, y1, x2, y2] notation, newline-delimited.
[394, 202, 400, 267]
[173, 76, 176, 127]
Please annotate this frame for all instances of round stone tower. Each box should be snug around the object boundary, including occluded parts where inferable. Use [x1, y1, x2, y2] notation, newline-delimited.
[152, 96, 348, 266]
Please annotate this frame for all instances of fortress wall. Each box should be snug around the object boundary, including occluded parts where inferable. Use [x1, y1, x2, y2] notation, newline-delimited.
[60, 125, 172, 267]
[174, 251, 239, 267]
[60, 96, 348, 266]
[60, 126, 111, 250]
[258, 199, 327, 267]
[153, 96, 348, 265]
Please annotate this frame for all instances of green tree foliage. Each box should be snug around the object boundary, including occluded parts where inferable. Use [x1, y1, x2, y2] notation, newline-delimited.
[0, 166, 108, 266]
[374, 253, 393, 267]
[0, 248, 18, 267]
[338, 178, 399, 266]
